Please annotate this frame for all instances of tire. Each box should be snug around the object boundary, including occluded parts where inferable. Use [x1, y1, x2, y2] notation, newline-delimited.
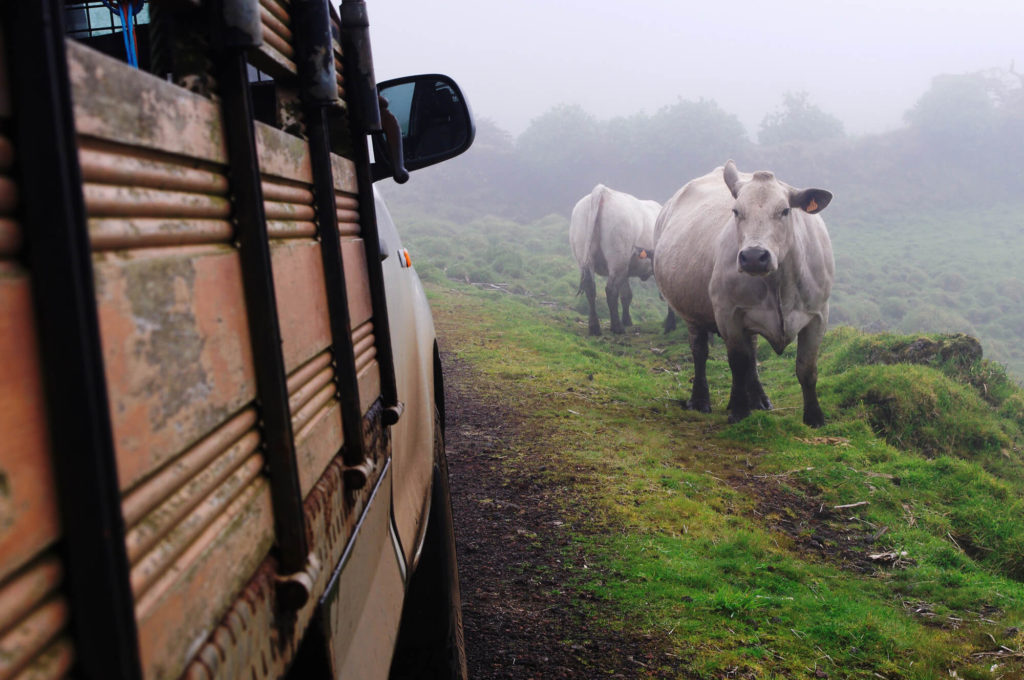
[388, 408, 467, 679]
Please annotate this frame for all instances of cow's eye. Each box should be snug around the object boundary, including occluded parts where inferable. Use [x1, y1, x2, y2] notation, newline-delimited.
[780, 208, 790, 218]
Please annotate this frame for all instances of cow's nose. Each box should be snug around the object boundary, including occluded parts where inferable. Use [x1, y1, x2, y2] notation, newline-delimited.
[738, 247, 772, 274]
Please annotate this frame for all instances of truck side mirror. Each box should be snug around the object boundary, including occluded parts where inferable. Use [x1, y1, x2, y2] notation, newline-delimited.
[372, 74, 475, 181]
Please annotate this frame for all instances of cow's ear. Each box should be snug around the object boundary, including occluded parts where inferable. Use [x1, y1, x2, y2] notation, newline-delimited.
[790, 188, 833, 214]
[723, 160, 743, 198]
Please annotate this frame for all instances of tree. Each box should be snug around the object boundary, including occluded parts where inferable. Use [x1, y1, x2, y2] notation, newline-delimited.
[758, 91, 844, 146]
[904, 72, 997, 144]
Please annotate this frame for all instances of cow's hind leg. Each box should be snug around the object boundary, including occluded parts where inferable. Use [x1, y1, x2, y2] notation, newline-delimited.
[580, 269, 601, 336]
[797, 317, 826, 427]
[664, 308, 678, 334]
[620, 280, 634, 327]
[606, 274, 626, 334]
[686, 323, 712, 413]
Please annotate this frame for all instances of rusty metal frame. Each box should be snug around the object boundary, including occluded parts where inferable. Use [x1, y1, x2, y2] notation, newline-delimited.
[210, 2, 314, 600]
[339, 0, 403, 426]
[1, 1, 144, 678]
[307, 107, 374, 483]
[292, 0, 371, 486]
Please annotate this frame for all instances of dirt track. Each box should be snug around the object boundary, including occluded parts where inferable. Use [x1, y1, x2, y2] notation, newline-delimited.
[440, 350, 679, 679]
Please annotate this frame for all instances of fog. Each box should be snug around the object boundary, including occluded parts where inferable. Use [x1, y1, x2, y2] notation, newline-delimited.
[367, 0, 1022, 138]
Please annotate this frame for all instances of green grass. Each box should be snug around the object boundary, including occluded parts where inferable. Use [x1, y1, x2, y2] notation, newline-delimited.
[429, 281, 1024, 679]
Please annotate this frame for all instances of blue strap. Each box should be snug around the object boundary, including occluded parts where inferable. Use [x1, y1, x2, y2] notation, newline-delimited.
[102, 0, 143, 68]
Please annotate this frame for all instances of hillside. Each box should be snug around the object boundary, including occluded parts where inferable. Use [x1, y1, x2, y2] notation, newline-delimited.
[430, 278, 1024, 679]
[391, 205, 1024, 383]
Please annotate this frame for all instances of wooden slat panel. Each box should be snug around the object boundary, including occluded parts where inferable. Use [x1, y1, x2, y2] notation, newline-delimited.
[135, 478, 274, 680]
[295, 400, 343, 498]
[270, 240, 332, 373]
[255, 122, 312, 183]
[0, 556, 62, 640]
[124, 432, 261, 565]
[0, 274, 59, 585]
[0, 134, 18, 255]
[260, 0, 290, 26]
[0, 597, 68, 680]
[331, 153, 358, 194]
[181, 451, 386, 680]
[84, 184, 231, 219]
[285, 353, 344, 495]
[68, 41, 227, 164]
[9, 636, 74, 680]
[93, 247, 258, 492]
[78, 141, 228, 195]
[341, 238, 373, 328]
[357, 361, 381, 416]
[121, 409, 259, 527]
[80, 139, 233, 251]
[89, 218, 234, 250]
[288, 364, 333, 422]
[259, 5, 293, 53]
[130, 455, 264, 597]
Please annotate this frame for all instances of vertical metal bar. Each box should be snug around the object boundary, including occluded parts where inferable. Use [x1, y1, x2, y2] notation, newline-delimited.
[211, 23, 312, 595]
[340, 0, 403, 425]
[308, 107, 374, 483]
[2, 2, 143, 678]
[293, 0, 370, 485]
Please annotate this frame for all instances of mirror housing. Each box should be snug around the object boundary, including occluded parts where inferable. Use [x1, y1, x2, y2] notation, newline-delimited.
[372, 74, 475, 182]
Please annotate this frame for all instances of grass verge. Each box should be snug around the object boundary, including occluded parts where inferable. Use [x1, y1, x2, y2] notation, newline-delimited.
[430, 282, 1024, 680]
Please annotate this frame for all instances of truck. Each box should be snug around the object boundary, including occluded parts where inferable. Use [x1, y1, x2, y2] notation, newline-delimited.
[0, 0, 474, 678]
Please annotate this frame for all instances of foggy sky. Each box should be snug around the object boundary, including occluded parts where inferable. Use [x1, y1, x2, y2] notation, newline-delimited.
[365, 0, 1023, 139]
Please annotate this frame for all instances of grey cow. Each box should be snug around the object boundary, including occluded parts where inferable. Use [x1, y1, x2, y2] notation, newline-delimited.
[570, 184, 660, 335]
[654, 161, 834, 426]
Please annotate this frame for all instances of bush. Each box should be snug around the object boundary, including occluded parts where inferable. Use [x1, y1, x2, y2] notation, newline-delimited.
[825, 364, 1009, 458]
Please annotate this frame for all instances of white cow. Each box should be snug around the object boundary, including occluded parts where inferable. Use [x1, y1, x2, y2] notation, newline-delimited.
[654, 161, 834, 426]
[570, 185, 660, 335]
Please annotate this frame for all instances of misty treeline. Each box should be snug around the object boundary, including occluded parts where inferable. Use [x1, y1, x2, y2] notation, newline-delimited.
[384, 66, 1024, 379]
[393, 67, 1024, 219]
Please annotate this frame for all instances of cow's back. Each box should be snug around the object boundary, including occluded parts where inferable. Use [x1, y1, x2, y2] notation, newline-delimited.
[654, 168, 733, 327]
[571, 185, 658, 277]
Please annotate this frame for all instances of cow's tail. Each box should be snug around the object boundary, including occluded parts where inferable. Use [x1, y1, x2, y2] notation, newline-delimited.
[573, 185, 607, 296]
[578, 185, 606, 272]
[576, 268, 595, 296]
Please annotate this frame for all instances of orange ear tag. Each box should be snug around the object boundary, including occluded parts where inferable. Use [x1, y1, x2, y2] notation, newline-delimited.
[639, 249, 648, 259]
[806, 199, 818, 212]
[403, 249, 412, 268]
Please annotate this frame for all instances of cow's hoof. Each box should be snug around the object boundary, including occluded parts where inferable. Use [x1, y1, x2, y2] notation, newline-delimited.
[754, 396, 773, 411]
[610, 325, 625, 335]
[622, 317, 633, 327]
[686, 399, 711, 414]
[727, 410, 751, 424]
[803, 410, 825, 428]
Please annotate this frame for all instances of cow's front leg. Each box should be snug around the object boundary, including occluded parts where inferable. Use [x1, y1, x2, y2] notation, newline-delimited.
[796, 317, 826, 427]
[606, 275, 625, 334]
[686, 323, 711, 413]
[620, 279, 634, 327]
[581, 269, 601, 336]
[746, 334, 772, 411]
[725, 336, 757, 424]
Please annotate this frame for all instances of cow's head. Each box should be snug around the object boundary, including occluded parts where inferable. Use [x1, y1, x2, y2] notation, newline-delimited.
[630, 245, 655, 280]
[723, 160, 832, 276]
